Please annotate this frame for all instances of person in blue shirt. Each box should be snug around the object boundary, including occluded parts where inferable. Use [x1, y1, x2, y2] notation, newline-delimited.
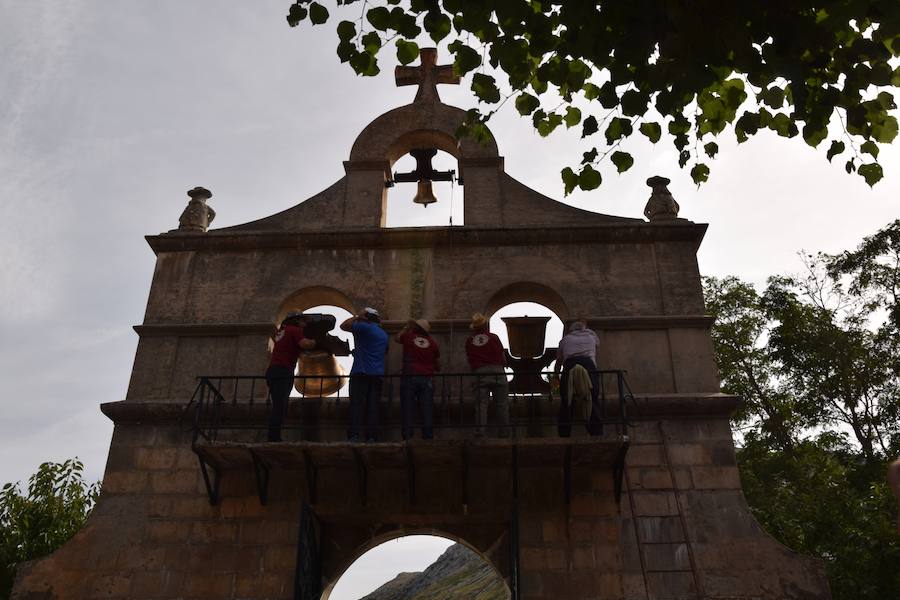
[340, 307, 389, 442]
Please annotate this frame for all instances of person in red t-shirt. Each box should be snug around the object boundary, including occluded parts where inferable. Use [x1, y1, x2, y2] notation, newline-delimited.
[465, 313, 510, 437]
[266, 311, 316, 442]
[394, 318, 440, 440]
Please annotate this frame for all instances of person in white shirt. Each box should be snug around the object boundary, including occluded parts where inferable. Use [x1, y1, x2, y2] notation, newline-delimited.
[554, 320, 602, 437]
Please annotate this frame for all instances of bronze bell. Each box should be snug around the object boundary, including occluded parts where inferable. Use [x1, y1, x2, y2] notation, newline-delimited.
[502, 316, 552, 358]
[413, 180, 438, 207]
[295, 350, 346, 396]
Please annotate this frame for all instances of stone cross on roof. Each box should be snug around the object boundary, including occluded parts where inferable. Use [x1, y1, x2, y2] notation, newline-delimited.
[395, 47, 460, 103]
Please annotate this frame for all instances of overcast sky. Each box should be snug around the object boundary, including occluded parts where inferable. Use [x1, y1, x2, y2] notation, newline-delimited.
[2, 2, 898, 597]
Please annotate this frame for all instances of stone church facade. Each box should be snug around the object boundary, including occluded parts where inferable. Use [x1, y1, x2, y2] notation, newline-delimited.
[13, 51, 830, 600]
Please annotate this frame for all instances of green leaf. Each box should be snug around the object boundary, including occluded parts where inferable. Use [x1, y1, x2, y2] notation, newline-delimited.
[395, 39, 420, 66]
[448, 40, 482, 76]
[691, 163, 710, 185]
[604, 117, 633, 144]
[704, 142, 719, 158]
[515, 93, 540, 116]
[845, 158, 855, 174]
[337, 20, 357, 42]
[308, 2, 328, 25]
[349, 51, 379, 76]
[424, 12, 452, 42]
[802, 123, 828, 148]
[597, 81, 618, 109]
[639, 122, 661, 143]
[582, 116, 599, 138]
[679, 150, 690, 168]
[578, 164, 602, 190]
[361, 31, 381, 54]
[857, 163, 883, 187]
[826, 141, 845, 162]
[860, 141, 879, 158]
[621, 90, 648, 117]
[367, 6, 391, 30]
[561, 167, 578, 195]
[871, 115, 898, 143]
[583, 83, 600, 101]
[610, 151, 634, 173]
[564, 106, 582, 128]
[581, 148, 598, 164]
[286, 3, 308, 27]
[536, 113, 563, 137]
[471, 72, 501, 103]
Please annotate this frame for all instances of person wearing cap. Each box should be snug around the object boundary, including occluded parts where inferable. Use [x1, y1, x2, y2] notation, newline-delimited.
[554, 320, 603, 437]
[465, 313, 510, 437]
[340, 307, 389, 442]
[395, 318, 440, 440]
[266, 311, 316, 442]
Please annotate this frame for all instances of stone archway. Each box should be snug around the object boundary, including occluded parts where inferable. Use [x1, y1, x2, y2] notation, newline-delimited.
[275, 286, 357, 324]
[485, 281, 570, 322]
[320, 532, 510, 600]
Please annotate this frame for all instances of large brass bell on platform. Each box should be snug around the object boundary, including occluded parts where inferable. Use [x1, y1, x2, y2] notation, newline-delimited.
[291, 313, 350, 397]
[413, 179, 438, 207]
[294, 350, 346, 396]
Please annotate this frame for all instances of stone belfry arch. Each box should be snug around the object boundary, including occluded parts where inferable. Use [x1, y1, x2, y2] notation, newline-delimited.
[13, 50, 831, 600]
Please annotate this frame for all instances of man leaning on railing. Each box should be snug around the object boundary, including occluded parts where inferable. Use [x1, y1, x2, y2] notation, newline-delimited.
[395, 318, 440, 440]
[554, 320, 603, 438]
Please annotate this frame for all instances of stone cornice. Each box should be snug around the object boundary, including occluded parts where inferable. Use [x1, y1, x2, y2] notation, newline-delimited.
[145, 223, 708, 255]
[132, 315, 713, 338]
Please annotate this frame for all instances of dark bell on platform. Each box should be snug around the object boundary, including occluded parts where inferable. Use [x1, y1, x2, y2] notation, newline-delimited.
[502, 316, 552, 358]
[295, 351, 346, 396]
[413, 180, 438, 207]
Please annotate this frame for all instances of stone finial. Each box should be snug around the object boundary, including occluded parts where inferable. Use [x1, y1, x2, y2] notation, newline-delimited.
[643, 176, 680, 222]
[394, 47, 460, 103]
[177, 187, 216, 232]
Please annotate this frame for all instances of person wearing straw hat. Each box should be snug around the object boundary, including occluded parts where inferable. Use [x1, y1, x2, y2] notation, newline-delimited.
[395, 318, 441, 440]
[465, 313, 510, 437]
[266, 311, 316, 442]
[554, 320, 603, 437]
[340, 307, 389, 443]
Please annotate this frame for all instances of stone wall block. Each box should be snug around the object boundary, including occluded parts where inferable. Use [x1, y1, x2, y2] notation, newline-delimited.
[621, 572, 649, 599]
[148, 469, 204, 495]
[189, 521, 240, 544]
[239, 520, 299, 545]
[630, 492, 679, 516]
[134, 446, 179, 470]
[627, 467, 674, 490]
[570, 492, 619, 517]
[644, 571, 696, 600]
[89, 574, 131, 599]
[145, 520, 191, 544]
[625, 444, 665, 467]
[184, 572, 235, 597]
[636, 516, 686, 544]
[689, 466, 741, 490]
[235, 572, 291, 598]
[115, 545, 166, 571]
[642, 542, 691, 572]
[262, 545, 297, 571]
[101, 470, 149, 495]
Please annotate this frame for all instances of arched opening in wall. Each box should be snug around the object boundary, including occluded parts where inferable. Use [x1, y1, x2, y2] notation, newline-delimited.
[385, 148, 463, 228]
[323, 535, 509, 600]
[489, 302, 565, 386]
[275, 287, 357, 398]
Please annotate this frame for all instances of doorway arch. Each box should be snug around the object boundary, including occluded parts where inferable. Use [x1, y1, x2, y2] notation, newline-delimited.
[322, 533, 510, 600]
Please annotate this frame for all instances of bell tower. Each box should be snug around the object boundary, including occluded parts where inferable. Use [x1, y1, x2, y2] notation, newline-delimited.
[11, 47, 832, 600]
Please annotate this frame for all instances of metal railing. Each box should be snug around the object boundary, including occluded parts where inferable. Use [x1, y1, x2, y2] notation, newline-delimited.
[189, 370, 635, 445]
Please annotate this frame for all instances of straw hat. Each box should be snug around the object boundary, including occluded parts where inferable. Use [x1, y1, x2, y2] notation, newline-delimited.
[469, 313, 488, 329]
[414, 318, 431, 333]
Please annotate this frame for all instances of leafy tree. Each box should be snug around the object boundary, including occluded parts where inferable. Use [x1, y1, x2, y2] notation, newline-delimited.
[285, 1, 900, 190]
[0, 460, 100, 599]
[703, 219, 900, 600]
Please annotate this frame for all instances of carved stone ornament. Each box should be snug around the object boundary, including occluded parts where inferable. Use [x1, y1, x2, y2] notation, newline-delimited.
[643, 176, 681, 222]
[177, 186, 216, 232]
